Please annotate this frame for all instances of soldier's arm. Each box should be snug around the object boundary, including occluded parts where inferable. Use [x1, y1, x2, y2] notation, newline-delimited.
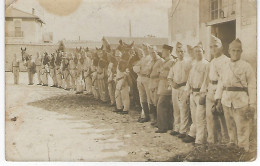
[214, 78, 224, 100]
[246, 64, 256, 105]
[200, 63, 210, 94]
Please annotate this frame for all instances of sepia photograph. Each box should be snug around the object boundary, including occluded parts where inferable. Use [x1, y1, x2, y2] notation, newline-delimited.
[3, 0, 257, 163]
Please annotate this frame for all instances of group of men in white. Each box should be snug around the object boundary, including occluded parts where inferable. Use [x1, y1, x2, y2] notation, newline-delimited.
[11, 35, 256, 152]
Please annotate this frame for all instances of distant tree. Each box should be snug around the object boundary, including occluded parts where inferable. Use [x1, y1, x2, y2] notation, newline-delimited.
[58, 40, 65, 52]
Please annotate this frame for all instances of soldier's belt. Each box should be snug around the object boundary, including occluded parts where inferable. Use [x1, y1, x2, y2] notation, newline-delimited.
[223, 87, 248, 92]
[97, 72, 103, 74]
[36, 65, 41, 66]
[192, 88, 200, 92]
[150, 75, 159, 79]
[12, 66, 19, 67]
[174, 82, 187, 89]
[210, 80, 218, 85]
[140, 73, 150, 78]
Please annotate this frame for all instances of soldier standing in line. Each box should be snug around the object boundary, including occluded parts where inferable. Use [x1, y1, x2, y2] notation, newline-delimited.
[41, 52, 50, 86]
[200, 35, 229, 146]
[35, 52, 42, 85]
[75, 53, 85, 94]
[107, 51, 117, 106]
[69, 53, 77, 91]
[91, 53, 100, 100]
[24, 54, 35, 85]
[215, 39, 256, 152]
[12, 54, 20, 84]
[83, 51, 93, 95]
[155, 44, 175, 133]
[168, 42, 192, 138]
[61, 53, 71, 90]
[113, 50, 130, 114]
[49, 53, 58, 87]
[55, 51, 63, 88]
[182, 42, 208, 146]
[148, 46, 164, 126]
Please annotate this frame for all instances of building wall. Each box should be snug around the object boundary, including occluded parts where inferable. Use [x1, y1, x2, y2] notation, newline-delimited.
[5, 43, 58, 71]
[5, 18, 43, 43]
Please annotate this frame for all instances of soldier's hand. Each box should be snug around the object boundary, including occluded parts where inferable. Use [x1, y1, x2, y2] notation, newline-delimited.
[199, 93, 206, 105]
[215, 99, 223, 115]
[246, 104, 256, 120]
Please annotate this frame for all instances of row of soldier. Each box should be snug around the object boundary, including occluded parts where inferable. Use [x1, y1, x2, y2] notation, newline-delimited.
[12, 36, 256, 152]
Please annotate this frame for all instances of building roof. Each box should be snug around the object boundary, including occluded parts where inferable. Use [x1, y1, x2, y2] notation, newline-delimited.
[5, 6, 45, 24]
[103, 36, 168, 46]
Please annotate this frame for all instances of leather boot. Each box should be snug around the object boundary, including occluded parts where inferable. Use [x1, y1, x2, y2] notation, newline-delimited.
[139, 102, 150, 123]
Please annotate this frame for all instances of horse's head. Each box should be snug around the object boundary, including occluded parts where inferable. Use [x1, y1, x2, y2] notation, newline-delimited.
[21, 47, 28, 61]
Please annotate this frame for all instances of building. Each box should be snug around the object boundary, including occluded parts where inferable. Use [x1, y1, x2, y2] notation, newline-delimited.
[62, 40, 102, 52]
[168, 0, 256, 69]
[103, 36, 168, 50]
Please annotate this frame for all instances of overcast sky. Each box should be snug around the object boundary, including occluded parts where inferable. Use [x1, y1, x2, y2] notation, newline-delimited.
[9, 0, 171, 42]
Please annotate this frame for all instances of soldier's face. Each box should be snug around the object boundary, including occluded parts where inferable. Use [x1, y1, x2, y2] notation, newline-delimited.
[229, 46, 242, 61]
[210, 43, 222, 57]
[194, 47, 203, 60]
[176, 47, 184, 59]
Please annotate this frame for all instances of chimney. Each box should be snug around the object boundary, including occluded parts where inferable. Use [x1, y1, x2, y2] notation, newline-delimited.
[32, 8, 35, 15]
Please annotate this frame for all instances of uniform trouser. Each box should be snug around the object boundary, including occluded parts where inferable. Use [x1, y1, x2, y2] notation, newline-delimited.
[188, 92, 206, 144]
[41, 68, 48, 85]
[84, 74, 92, 94]
[223, 105, 250, 151]
[97, 78, 109, 102]
[76, 76, 84, 92]
[36, 66, 42, 84]
[138, 77, 151, 104]
[69, 70, 76, 90]
[206, 97, 229, 144]
[27, 69, 34, 84]
[157, 94, 173, 131]
[172, 87, 191, 134]
[108, 81, 116, 105]
[56, 69, 62, 87]
[115, 85, 130, 111]
[63, 70, 70, 89]
[149, 88, 159, 122]
[92, 80, 99, 99]
[50, 68, 57, 86]
[12, 67, 19, 84]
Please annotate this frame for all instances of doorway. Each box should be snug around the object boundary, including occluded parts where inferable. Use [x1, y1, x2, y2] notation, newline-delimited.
[211, 20, 236, 57]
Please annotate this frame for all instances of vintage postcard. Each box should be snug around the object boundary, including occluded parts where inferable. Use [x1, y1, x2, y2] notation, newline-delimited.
[4, 0, 257, 162]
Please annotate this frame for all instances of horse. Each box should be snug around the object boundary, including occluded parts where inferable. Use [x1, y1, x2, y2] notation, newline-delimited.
[21, 47, 29, 61]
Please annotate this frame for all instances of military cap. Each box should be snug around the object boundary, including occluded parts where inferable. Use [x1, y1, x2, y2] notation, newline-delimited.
[194, 41, 204, 50]
[162, 44, 173, 52]
[176, 42, 183, 48]
[210, 35, 222, 46]
[229, 38, 242, 50]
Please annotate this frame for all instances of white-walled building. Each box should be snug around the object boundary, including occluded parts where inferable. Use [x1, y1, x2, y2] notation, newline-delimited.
[5, 6, 45, 43]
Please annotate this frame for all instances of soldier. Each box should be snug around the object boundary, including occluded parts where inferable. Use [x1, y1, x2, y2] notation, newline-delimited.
[83, 51, 93, 95]
[69, 53, 77, 91]
[49, 53, 58, 87]
[61, 53, 71, 90]
[113, 50, 130, 114]
[107, 51, 117, 106]
[182, 42, 208, 146]
[200, 35, 229, 145]
[55, 51, 63, 88]
[215, 39, 256, 151]
[97, 51, 109, 102]
[75, 53, 85, 94]
[35, 52, 42, 85]
[135, 43, 153, 123]
[41, 52, 50, 86]
[148, 46, 164, 126]
[12, 54, 20, 84]
[91, 53, 100, 100]
[24, 54, 35, 85]
[155, 44, 175, 133]
[168, 42, 192, 138]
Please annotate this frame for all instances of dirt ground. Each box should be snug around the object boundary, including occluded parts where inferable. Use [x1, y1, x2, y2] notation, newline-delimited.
[5, 72, 257, 162]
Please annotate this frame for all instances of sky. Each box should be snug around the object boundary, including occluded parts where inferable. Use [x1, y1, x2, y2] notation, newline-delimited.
[8, 0, 172, 42]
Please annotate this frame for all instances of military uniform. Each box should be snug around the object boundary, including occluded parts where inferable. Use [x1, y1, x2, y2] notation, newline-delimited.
[148, 55, 164, 124]
[62, 57, 71, 90]
[12, 56, 20, 84]
[76, 57, 85, 94]
[41, 55, 49, 86]
[168, 57, 192, 136]
[55, 54, 63, 88]
[156, 55, 175, 132]
[49, 55, 57, 87]
[107, 61, 116, 105]
[24, 57, 35, 85]
[215, 48, 256, 151]
[69, 57, 77, 91]
[91, 61, 99, 100]
[97, 60, 109, 102]
[83, 55, 92, 94]
[35, 55, 42, 85]
[184, 58, 208, 144]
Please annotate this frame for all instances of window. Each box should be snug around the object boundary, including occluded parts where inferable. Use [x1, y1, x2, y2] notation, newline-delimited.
[210, 0, 219, 20]
[14, 20, 22, 37]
